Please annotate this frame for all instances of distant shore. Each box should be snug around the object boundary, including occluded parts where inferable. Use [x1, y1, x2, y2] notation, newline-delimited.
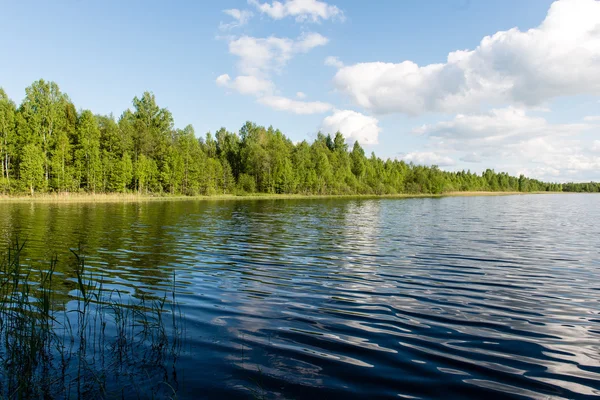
[0, 191, 567, 203]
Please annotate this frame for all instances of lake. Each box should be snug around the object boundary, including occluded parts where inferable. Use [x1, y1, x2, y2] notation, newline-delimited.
[0, 194, 599, 399]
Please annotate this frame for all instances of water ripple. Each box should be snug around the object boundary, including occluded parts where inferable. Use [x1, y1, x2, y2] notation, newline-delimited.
[1, 194, 599, 398]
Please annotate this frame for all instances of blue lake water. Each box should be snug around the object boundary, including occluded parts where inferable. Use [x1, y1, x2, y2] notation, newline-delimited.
[1, 194, 599, 399]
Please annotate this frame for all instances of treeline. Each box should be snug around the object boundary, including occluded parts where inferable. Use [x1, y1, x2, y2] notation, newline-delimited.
[561, 182, 600, 193]
[0, 80, 595, 196]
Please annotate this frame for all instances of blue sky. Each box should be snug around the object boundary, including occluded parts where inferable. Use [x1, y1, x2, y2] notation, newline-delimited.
[1, 0, 599, 182]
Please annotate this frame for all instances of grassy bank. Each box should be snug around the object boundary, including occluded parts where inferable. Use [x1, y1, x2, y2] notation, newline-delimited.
[0, 191, 562, 203]
[441, 191, 555, 196]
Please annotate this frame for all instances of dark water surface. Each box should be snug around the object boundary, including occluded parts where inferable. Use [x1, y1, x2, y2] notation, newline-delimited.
[1, 194, 599, 399]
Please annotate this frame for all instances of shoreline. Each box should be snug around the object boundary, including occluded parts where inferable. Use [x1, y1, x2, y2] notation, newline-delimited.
[0, 191, 570, 204]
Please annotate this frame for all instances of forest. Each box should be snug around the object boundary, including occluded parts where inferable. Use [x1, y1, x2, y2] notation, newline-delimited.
[0, 80, 598, 196]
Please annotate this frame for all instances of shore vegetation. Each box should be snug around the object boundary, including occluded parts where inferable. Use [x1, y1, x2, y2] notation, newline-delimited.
[1, 81, 598, 198]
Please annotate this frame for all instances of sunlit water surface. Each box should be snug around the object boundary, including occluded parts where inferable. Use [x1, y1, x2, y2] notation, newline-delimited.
[0, 194, 599, 399]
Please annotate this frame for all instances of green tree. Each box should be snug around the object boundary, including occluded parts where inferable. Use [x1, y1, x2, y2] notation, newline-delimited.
[292, 141, 312, 193]
[0, 88, 16, 191]
[51, 101, 77, 192]
[350, 141, 366, 180]
[216, 127, 240, 179]
[162, 145, 184, 194]
[135, 154, 151, 194]
[0, 80, 581, 196]
[74, 110, 102, 192]
[20, 144, 45, 195]
[131, 92, 173, 191]
[18, 80, 66, 185]
[108, 152, 133, 193]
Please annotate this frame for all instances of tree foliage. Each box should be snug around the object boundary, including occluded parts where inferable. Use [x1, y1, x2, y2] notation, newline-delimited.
[0, 80, 592, 196]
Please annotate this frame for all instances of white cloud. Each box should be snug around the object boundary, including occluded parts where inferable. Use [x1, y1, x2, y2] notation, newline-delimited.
[321, 110, 380, 145]
[216, 74, 274, 95]
[415, 107, 584, 145]
[507, 137, 600, 178]
[460, 153, 482, 163]
[333, 0, 600, 115]
[413, 107, 600, 181]
[324, 56, 344, 68]
[295, 32, 329, 52]
[224, 8, 253, 22]
[218, 32, 331, 113]
[216, 74, 230, 86]
[592, 140, 600, 152]
[583, 115, 600, 121]
[531, 106, 551, 112]
[228, 36, 292, 77]
[258, 96, 332, 114]
[249, 0, 343, 22]
[227, 33, 328, 77]
[517, 165, 563, 180]
[220, 9, 254, 30]
[400, 152, 456, 167]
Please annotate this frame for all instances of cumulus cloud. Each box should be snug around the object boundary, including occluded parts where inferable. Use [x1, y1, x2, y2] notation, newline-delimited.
[400, 152, 456, 167]
[333, 0, 600, 115]
[217, 32, 334, 114]
[513, 140, 600, 181]
[218, 32, 329, 107]
[324, 56, 344, 68]
[295, 32, 329, 52]
[216, 74, 274, 95]
[415, 107, 589, 151]
[249, 0, 343, 22]
[215, 74, 230, 86]
[296, 91, 306, 99]
[413, 107, 600, 181]
[460, 153, 482, 163]
[321, 110, 380, 145]
[220, 9, 254, 30]
[583, 115, 600, 121]
[227, 33, 328, 78]
[509, 136, 599, 171]
[258, 96, 332, 114]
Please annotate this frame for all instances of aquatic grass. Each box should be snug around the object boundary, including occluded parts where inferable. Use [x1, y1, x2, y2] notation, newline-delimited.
[0, 240, 185, 399]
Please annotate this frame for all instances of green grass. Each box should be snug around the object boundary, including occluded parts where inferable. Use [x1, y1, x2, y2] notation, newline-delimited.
[0, 190, 563, 204]
[0, 240, 185, 399]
